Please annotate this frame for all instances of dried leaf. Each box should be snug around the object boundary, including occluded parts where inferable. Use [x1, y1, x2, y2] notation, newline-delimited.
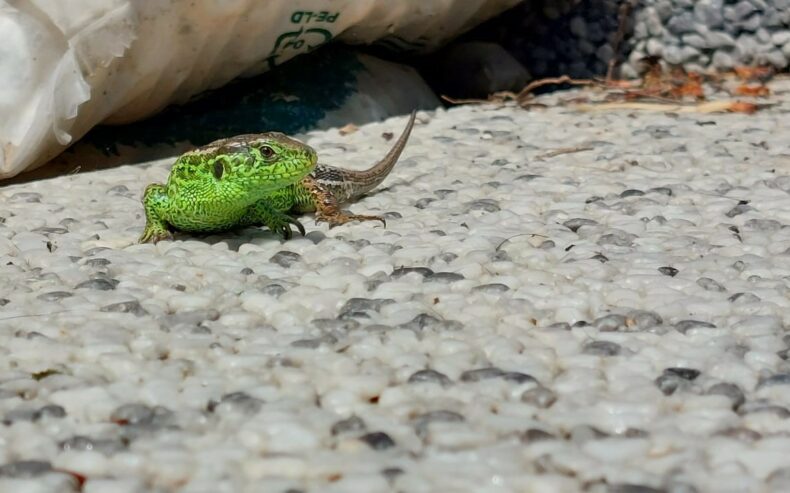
[733, 66, 774, 82]
[338, 123, 358, 135]
[733, 85, 770, 97]
[671, 72, 704, 99]
[574, 100, 762, 114]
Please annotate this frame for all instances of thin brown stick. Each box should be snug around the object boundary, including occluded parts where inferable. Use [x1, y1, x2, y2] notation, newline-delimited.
[606, 0, 635, 83]
[440, 94, 500, 105]
[516, 76, 598, 104]
[535, 145, 595, 160]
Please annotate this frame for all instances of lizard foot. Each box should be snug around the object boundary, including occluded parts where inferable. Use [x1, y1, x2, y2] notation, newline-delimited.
[269, 215, 306, 240]
[139, 228, 174, 244]
[316, 211, 387, 229]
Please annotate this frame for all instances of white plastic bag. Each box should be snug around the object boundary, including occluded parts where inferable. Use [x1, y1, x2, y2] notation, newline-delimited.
[0, 0, 519, 179]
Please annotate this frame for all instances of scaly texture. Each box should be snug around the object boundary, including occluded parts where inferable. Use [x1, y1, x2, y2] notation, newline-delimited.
[139, 111, 416, 243]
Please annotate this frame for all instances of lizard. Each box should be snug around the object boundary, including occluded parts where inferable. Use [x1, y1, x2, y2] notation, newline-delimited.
[139, 110, 415, 244]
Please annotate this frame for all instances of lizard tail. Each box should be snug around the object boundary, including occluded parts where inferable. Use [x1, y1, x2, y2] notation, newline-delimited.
[320, 110, 416, 203]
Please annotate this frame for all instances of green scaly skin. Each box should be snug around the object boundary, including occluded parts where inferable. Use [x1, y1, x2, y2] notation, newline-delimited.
[139, 133, 316, 243]
[139, 111, 415, 243]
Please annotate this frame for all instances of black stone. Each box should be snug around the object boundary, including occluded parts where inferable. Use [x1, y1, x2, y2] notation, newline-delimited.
[658, 266, 679, 277]
[359, 431, 396, 450]
[582, 340, 622, 356]
[407, 369, 452, 386]
[269, 251, 301, 268]
[663, 368, 700, 381]
[331, 415, 367, 436]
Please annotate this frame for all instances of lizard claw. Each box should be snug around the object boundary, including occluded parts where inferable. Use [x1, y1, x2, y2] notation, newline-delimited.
[139, 229, 174, 244]
[275, 216, 305, 240]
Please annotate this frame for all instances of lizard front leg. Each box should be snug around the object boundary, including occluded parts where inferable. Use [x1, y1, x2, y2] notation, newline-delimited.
[139, 184, 174, 244]
[301, 176, 386, 228]
[240, 199, 306, 240]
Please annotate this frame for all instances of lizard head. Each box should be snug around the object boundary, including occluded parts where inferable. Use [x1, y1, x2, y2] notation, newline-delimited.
[183, 132, 317, 194]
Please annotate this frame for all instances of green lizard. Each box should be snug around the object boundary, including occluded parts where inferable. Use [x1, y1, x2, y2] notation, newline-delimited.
[139, 111, 415, 244]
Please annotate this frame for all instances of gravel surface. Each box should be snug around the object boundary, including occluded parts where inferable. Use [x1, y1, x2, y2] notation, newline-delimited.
[2, 81, 790, 492]
[472, 0, 790, 80]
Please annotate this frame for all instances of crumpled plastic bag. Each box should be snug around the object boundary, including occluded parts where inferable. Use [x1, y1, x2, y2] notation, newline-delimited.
[0, 0, 519, 179]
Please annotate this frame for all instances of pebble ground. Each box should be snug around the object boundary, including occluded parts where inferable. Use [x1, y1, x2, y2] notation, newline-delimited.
[1, 80, 790, 492]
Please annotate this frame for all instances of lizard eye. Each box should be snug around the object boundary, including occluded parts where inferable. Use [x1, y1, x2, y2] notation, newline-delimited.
[260, 146, 274, 158]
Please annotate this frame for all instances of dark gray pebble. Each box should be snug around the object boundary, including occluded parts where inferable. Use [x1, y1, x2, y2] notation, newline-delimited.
[501, 372, 537, 384]
[597, 231, 636, 247]
[0, 460, 51, 478]
[460, 367, 505, 382]
[381, 467, 404, 483]
[84, 247, 110, 256]
[37, 291, 73, 301]
[269, 251, 301, 268]
[729, 292, 760, 303]
[260, 284, 286, 297]
[658, 266, 679, 277]
[8, 192, 42, 203]
[331, 415, 367, 436]
[607, 484, 665, 493]
[413, 410, 465, 437]
[739, 401, 790, 418]
[664, 368, 700, 380]
[725, 204, 753, 217]
[111, 403, 154, 425]
[434, 189, 456, 198]
[714, 427, 762, 441]
[465, 199, 501, 213]
[84, 258, 111, 267]
[391, 267, 434, 279]
[312, 318, 360, 332]
[291, 335, 337, 349]
[472, 283, 510, 293]
[674, 320, 717, 333]
[626, 310, 663, 330]
[655, 374, 690, 396]
[407, 369, 452, 387]
[400, 313, 463, 332]
[648, 187, 673, 196]
[569, 425, 609, 443]
[757, 373, 790, 389]
[582, 340, 622, 356]
[100, 300, 147, 316]
[563, 218, 598, 233]
[75, 278, 118, 290]
[35, 405, 66, 420]
[359, 431, 396, 450]
[591, 253, 609, 263]
[696, 277, 726, 292]
[240, 267, 254, 275]
[520, 428, 556, 443]
[424, 272, 465, 283]
[209, 392, 263, 415]
[620, 189, 646, 198]
[705, 382, 746, 409]
[340, 298, 395, 314]
[33, 226, 68, 235]
[414, 198, 435, 209]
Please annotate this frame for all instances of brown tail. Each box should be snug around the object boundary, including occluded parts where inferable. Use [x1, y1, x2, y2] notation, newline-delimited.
[313, 110, 416, 203]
